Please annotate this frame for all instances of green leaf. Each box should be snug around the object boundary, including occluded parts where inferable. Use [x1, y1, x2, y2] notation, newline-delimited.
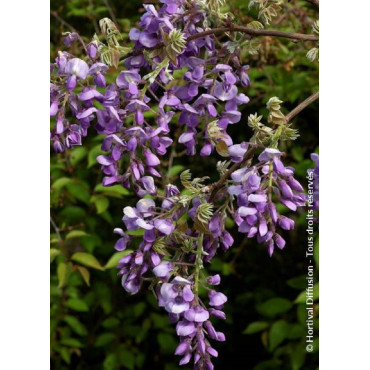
[60, 337, 83, 348]
[243, 321, 269, 334]
[118, 347, 135, 370]
[65, 298, 89, 312]
[287, 324, 305, 339]
[168, 165, 185, 177]
[134, 302, 146, 317]
[66, 183, 90, 204]
[88, 144, 104, 168]
[51, 177, 72, 191]
[99, 210, 113, 224]
[126, 229, 145, 236]
[157, 332, 177, 354]
[58, 346, 71, 364]
[94, 183, 131, 196]
[256, 297, 293, 318]
[289, 343, 306, 370]
[69, 147, 88, 166]
[60, 206, 86, 223]
[102, 317, 120, 329]
[71, 252, 103, 270]
[50, 235, 60, 244]
[64, 316, 88, 336]
[66, 230, 88, 239]
[104, 353, 118, 370]
[94, 333, 116, 347]
[269, 320, 289, 351]
[57, 262, 70, 288]
[286, 275, 307, 290]
[93, 196, 109, 214]
[50, 248, 61, 264]
[295, 283, 319, 303]
[77, 266, 90, 286]
[104, 250, 133, 269]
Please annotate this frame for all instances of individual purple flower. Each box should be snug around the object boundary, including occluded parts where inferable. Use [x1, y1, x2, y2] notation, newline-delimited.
[87, 40, 99, 59]
[213, 82, 238, 101]
[154, 219, 175, 235]
[122, 198, 155, 231]
[153, 261, 174, 279]
[239, 65, 251, 87]
[159, 277, 194, 314]
[126, 99, 150, 125]
[63, 32, 78, 47]
[116, 70, 142, 90]
[184, 306, 210, 323]
[113, 228, 131, 251]
[228, 143, 248, 162]
[88, 62, 108, 87]
[209, 290, 227, 307]
[65, 58, 89, 90]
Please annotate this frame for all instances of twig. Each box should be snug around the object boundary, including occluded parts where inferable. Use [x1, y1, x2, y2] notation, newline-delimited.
[210, 91, 319, 201]
[285, 91, 319, 123]
[165, 128, 181, 184]
[88, 0, 100, 34]
[187, 26, 318, 43]
[51, 10, 76, 33]
[165, 145, 176, 183]
[122, 23, 318, 62]
[210, 146, 258, 202]
[50, 10, 88, 54]
[103, 0, 118, 26]
[50, 216, 62, 242]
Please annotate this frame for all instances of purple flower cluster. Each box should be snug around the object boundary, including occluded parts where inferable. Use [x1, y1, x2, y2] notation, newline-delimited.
[110, 180, 232, 368]
[50, 0, 251, 197]
[158, 276, 227, 369]
[229, 148, 305, 256]
[115, 195, 177, 294]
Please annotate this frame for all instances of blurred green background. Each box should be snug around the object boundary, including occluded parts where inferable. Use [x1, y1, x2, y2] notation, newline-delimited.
[50, 0, 319, 369]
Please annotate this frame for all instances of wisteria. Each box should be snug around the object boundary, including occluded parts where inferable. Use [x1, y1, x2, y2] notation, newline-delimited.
[50, 0, 319, 368]
[229, 148, 305, 256]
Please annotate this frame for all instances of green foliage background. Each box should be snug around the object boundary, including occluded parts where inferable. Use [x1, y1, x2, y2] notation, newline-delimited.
[50, 1, 319, 369]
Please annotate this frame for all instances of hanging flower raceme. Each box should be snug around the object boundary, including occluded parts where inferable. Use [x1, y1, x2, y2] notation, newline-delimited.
[229, 148, 305, 256]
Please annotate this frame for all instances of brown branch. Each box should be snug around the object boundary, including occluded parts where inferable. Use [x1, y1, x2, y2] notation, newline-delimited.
[210, 91, 319, 201]
[123, 23, 318, 62]
[187, 26, 318, 43]
[305, 0, 319, 8]
[50, 10, 88, 54]
[209, 147, 258, 202]
[103, 0, 118, 26]
[50, 216, 62, 243]
[285, 91, 319, 123]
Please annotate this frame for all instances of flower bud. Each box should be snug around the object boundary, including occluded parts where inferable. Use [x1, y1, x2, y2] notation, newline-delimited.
[144, 148, 160, 166]
[87, 41, 99, 59]
[209, 290, 227, 307]
[206, 274, 221, 286]
[275, 234, 286, 250]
